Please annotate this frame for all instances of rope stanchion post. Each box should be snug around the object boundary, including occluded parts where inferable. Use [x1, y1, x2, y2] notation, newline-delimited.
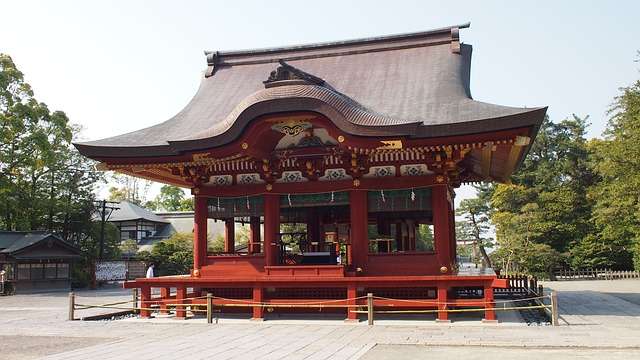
[68, 292, 75, 321]
[551, 290, 559, 326]
[367, 293, 374, 326]
[132, 289, 138, 315]
[206, 292, 213, 324]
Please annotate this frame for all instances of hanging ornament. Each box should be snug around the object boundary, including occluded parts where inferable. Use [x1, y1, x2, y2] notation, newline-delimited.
[288, 193, 292, 207]
[246, 195, 250, 210]
[330, 191, 335, 203]
[411, 188, 416, 202]
[380, 189, 386, 203]
[217, 197, 221, 210]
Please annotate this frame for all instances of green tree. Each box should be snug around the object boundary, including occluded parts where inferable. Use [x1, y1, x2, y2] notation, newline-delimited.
[587, 73, 640, 270]
[106, 174, 152, 205]
[456, 183, 493, 267]
[488, 116, 593, 277]
[138, 233, 193, 276]
[145, 185, 193, 211]
[0, 53, 102, 238]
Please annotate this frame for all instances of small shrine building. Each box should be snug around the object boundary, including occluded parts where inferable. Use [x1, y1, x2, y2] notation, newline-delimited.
[75, 23, 546, 321]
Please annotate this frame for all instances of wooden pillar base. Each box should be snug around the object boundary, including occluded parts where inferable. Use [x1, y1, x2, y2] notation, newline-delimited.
[484, 286, 496, 321]
[346, 286, 358, 321]
[159, 287, 170, 315]
[175, 287, 187, 319]
[252, 287, 264, 320]
[437, 286, 448, 322]
[140, 286, 151, 318]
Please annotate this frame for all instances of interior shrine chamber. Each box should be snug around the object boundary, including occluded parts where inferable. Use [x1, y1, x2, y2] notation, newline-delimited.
[75, 23, 546, 322]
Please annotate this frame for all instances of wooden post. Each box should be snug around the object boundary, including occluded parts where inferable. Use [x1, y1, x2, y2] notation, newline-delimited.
[193, 196, 208, 273]
[132, 288, 138, 314]
[249, 216, 261, 253]
[551, 290, 559, 326]
[436, 286, 449, 322]
[252, 287, 264, 321]
[159, 287, 169, 314]
[432, 186, 453, 270]
[483, 285, 496, 322]
[68, 292, 75, 321]
[263, 194, 280, 266]
[224, 218, 235, 253]
[175, 286, 186, 319]
[140, 286, 151, 318]
[538, 284, 544, 297]
[206, 292, 213, 324]
[346, 286, 358, 322]
[367, 292, 374, 325]
[349, 190, 368, 271]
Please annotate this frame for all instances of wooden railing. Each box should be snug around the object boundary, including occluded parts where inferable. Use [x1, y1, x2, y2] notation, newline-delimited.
[555, 268, 640, 281]
[495, 274, 541, 297]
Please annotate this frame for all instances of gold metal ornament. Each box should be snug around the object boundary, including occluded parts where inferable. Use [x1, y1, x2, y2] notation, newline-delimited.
[439, 266, 448, 273]
[241, 142, 249, 150]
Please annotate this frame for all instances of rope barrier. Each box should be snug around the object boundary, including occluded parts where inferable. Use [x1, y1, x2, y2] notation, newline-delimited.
[350, 304, 551, 314]
[371, 294, 550, 306]
[71, 291, 555, 324]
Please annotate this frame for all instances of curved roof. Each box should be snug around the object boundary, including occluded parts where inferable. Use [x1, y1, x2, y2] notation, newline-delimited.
[75, 24, 546, 159]
[104, 200, 169, 223]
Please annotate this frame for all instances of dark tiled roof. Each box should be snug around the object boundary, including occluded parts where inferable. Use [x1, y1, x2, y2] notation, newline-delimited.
[0, 231, 80, 256]
[75, 24, 546, 158]
[106, 201, 170, 223]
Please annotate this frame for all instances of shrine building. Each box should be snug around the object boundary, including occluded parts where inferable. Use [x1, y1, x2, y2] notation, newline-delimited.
[75, 23, 546, 322]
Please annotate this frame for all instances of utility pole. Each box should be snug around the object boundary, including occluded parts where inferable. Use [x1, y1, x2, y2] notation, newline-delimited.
[95, 200, 120, 260]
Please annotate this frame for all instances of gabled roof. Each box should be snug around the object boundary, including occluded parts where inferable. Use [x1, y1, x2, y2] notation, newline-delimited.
[74, 23, 546, 159]
[0, 231, 81, 257]
[107, 201, 169, 223]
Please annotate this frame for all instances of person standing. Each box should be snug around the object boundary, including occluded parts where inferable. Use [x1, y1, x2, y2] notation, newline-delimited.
[0, 269, 5, 294]
[145, 263, 155, 278]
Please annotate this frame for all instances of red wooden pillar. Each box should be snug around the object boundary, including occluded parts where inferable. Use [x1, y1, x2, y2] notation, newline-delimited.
[395, 221, 403, 251]
[437, 285, 449, 322]
[484, 285, 496, 321]
[140, 285, 151, 318]
[175, 286, 187, 319]
[346, 285, 358, 321]
[349, 190, 368, 271]
[263, 194, 280, 266]
[252, 287, 264, 320]
[432, 185, 453, 272]
[307, 208, 321, 251]
[193, 196, 208, 274]
[249, 216, 261, 254]
[407, 220, 416, 251]
[224, 218, 235, 253]
[159, 287, 170, 314]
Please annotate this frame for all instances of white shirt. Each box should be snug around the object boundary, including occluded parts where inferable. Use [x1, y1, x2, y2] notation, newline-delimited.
[146, 266, 154, 278]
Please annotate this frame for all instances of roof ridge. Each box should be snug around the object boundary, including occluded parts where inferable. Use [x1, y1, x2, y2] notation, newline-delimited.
[204, 23, 470, 76]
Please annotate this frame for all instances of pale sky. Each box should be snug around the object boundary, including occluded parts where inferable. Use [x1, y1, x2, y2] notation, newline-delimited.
[2, 0, 639, 203]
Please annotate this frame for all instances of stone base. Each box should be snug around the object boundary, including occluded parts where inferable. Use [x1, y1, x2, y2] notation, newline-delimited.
[435, 319, 451, 324]
[344, 318, 359, 323]
[482, 319, 499, 324]
[173, 316, 186, 320]
[250, 317, 265, 322]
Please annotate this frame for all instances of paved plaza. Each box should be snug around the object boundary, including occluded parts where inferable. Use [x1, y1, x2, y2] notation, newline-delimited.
[0, 280, 639, 359]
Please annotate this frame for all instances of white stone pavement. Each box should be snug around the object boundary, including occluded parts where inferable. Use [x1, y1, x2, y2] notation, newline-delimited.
[0, 280, 638, 359]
